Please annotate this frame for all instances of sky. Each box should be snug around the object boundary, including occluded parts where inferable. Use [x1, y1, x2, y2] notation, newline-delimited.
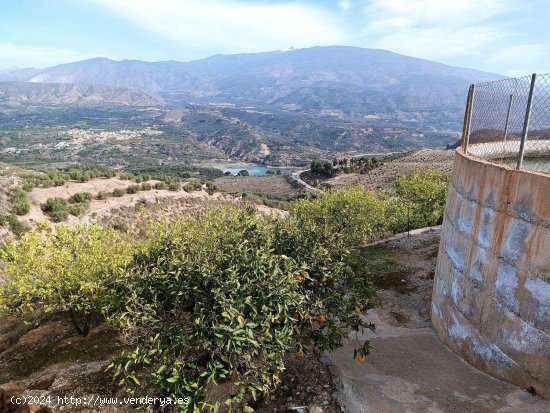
[0, 0, 548, 76]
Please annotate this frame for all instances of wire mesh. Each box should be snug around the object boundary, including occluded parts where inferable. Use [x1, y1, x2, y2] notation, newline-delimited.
[465, 73, 550, 174]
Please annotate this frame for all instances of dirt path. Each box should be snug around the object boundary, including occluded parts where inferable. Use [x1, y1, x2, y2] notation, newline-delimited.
[290, 169, 322, 192]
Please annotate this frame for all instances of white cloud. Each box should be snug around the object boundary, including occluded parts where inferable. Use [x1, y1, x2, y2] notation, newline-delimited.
[0, 43, 96, 69]
[84, 0, 349, 57]
[338, 0, 352, 11]
[5, 0, 539, 74]
[361, 0, 517, 25]
[486, 44, 549, 76]
[357, 0, 521, 62]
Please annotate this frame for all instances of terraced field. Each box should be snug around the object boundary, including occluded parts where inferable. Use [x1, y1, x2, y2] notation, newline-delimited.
[214, 174, 304, 198]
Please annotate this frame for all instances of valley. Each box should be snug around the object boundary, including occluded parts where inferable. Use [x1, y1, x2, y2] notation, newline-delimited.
[0, 46, 500, 176]
[0, 100, 459, 177]
[1, 42, 530, 413]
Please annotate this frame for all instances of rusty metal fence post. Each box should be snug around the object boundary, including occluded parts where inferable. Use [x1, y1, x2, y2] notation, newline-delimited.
[462, 84, 475, 154]
[517, 73, 537, 170]
[460, 86, 472, 153]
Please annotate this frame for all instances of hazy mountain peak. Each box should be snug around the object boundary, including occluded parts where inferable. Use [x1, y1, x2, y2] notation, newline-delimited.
[0, 46, 504, 128]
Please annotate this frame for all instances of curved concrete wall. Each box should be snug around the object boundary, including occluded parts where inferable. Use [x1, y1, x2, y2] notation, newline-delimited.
[432, 149, 550, 398]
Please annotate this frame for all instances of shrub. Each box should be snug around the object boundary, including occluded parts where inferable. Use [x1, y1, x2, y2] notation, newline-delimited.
[113, 188, 126, 197]
[183, 180, 202, 192]
[154, 182, 166, 190]
[391, 167, 449, 229]
[237, 169, 249, 176]
[107, 207, 306, 410]
[119, 172, 135, 181]
[40, 179, 54, 188]
[102, 169, 117, 179]
[140, 182, 152, 191]
[0, 214, 27, 237]
[126, 184, 140, 194]
[9, 187, 31, 216]
[21, 182, 34, 192]
[53, 178, 66, 186]
[78, 172, 92, 183]
[168, 181, 181, 191]
[42, 197, 69, 222]
[97, 191, 109, 200]
[71, 192, 92, 204]
[205, 181, 217, 194]
[68, 202, 90, 217]
[0, 225, 134, 336]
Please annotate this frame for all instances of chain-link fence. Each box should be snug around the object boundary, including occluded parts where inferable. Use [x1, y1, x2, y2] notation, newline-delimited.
[462, 73, 550, 174]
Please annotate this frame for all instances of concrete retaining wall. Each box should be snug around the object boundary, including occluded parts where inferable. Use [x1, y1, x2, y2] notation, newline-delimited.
[432, 148, 550, 398]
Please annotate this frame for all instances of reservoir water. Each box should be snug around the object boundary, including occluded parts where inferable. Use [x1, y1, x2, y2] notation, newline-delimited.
[213, 163, 296, 176]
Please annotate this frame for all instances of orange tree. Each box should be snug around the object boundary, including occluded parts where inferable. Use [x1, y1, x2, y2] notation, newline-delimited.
[0, 224, 134, 336]
[106, 206, 308, 411]
[106, 188, 381, 411]
[272, 186, 376, 360]
[391, 167, 450, 230]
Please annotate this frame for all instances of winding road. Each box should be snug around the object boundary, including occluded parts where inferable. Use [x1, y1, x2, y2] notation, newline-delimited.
[290, 151, 410, 193]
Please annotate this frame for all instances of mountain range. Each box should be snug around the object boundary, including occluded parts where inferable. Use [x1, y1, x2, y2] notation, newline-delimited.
[0, 81, 162, 106]
[0, 46, 503, 130]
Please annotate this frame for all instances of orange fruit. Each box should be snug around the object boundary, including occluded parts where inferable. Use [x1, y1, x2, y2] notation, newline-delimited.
[296, 350, 303, 358]
[357, 354, 365, 363]
[354, 306, 361, 315]
[296, 274, 303, 281]
[317, 314, 326, 323]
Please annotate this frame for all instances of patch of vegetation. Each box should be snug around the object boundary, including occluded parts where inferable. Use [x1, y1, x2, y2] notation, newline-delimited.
[392, 167, 449, 229]
[17, 167, 117, 191]
[42, 197, 69, 222]
[9, 187, 30, 215]
[71, 192, 92, 203]
[310, 156, 383, 176]
[205, 181, 217, 195]
[125, 184, 141, 194]
[68, 202, 90, 217]
[348, 245, 416, 294]
[183, 180, 202, 192]
[167, 181, 181, 191]
[0, 225, 134, 336]
[0, 214, 27, 237]
[112, 188, 126, 197]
